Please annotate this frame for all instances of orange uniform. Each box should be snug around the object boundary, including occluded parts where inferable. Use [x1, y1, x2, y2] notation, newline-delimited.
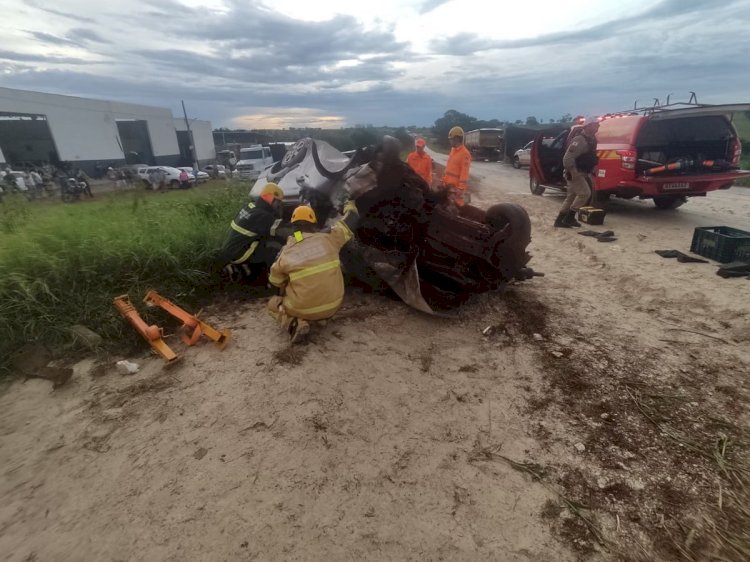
[442, 144, 471, 206]
[406, 150, 433, 186]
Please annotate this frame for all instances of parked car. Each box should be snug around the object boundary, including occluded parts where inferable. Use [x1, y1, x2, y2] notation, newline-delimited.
[177, 167, 209, 183]
[144, 166, 195, 188]
[250, 138, 536, 313]
[513, 141, 534, 168]
[203, 164, 227, 179]
[529, 103, 750, 209]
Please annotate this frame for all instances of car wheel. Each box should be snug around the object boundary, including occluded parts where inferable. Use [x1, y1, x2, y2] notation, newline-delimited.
[653, 195, 687, 210]
[485, 203, 532, 243]
[170, 180, 179, 188]
[529, 175, 546, 196]
[513, 156, 521, 169]
[281, 139, 309, 168]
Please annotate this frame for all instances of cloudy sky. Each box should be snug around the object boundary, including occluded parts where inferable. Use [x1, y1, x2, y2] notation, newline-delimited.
[1, 0, 749, 129]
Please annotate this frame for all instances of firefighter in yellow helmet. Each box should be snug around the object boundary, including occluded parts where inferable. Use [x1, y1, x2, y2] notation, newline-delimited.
[440, 126, 472, 206]
[218, 182, 288, 281]
[267, 200, 359, 343]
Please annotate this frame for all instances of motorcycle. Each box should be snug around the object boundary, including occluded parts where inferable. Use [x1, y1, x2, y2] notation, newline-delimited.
[61, 178, 89, 203]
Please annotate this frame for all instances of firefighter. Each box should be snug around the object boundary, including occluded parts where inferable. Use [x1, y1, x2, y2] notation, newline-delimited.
[219, 182, 286, 281]
[267, 201, 359, 344]
[406, 137, 433, 187]
[441, 126, 471, 206]
[555, 118, 600, 228]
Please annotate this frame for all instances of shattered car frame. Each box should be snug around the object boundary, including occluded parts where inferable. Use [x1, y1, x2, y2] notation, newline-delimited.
[251, 138, 535, 312]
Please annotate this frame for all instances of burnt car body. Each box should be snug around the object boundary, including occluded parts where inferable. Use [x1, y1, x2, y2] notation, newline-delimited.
[250, 138, 535, 312]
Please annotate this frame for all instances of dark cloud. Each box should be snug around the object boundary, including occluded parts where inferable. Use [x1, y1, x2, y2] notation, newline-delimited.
[25, 30, 81, 48]
[27, 1, 97, 24]
[431, 0, 736, 54]
[419, 0, 452, 14]
[0, 50, 91, 65]
[69, 28, 111, 44]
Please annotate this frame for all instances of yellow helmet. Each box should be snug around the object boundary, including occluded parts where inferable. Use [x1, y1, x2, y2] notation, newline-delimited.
[260, 182, 284, 203]
[291, 205, 317, 224]
[448, 126, 464, 139]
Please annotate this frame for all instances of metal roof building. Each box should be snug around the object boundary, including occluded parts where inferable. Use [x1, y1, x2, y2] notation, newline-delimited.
[0, 87, 215, 173]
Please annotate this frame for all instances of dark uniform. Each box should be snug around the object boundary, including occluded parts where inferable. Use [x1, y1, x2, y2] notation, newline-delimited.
[219, 199, 284, 271]
[560, 132, 598, 214]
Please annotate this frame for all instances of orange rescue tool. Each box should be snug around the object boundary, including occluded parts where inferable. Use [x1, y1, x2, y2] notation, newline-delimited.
[143, 290, 231, 349]
[113, 294, 177, 362]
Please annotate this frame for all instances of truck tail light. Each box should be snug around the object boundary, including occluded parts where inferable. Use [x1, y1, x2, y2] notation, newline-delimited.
[730, 137, 741, 166]
[616, 149, 637, 171]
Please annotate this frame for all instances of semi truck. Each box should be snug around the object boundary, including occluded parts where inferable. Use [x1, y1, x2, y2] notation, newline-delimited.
[464, 128, 504, 161]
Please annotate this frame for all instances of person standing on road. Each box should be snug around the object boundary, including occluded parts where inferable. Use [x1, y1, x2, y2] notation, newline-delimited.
[406, 137, 433, 187]
[267, 201, 359, 344]
[441, 126, 471, 206]
[554, 118, 600, 228]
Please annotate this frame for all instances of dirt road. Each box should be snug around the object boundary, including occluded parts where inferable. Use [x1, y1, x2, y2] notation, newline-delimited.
[1, 162, 749, 561]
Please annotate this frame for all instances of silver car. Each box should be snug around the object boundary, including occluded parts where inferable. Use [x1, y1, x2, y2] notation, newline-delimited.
[512, 141, 534, 168]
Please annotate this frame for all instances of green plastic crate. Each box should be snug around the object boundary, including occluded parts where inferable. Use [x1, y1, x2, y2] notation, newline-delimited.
[690, 226, 750, 263]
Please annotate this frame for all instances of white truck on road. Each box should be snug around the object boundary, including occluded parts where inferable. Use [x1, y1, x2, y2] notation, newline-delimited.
[235, 145, 273, 181]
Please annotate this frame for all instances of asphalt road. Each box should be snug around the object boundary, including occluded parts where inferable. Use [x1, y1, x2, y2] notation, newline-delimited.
[428, 149, 750, 231]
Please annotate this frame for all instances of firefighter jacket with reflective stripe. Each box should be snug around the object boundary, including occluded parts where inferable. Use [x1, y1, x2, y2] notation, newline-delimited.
[563, 134, 598, 177]
[221, 199, 279, 264]
[268, 210, 358, 321]
[406, 150, 433, 186]
[442, 144, 471, 190]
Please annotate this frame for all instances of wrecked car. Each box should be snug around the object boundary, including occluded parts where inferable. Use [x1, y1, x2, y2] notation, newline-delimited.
[250, 138, 535, 312]
[530, 102, 750, 209]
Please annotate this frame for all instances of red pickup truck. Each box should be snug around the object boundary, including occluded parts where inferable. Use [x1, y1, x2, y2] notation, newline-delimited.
[529, 104, 750, 209]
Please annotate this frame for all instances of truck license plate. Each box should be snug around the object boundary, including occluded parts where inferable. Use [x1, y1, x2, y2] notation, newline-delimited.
[663, 182, 690, 191]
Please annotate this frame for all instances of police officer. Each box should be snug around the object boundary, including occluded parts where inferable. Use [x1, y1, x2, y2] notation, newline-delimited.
[555, 118, 600, 228]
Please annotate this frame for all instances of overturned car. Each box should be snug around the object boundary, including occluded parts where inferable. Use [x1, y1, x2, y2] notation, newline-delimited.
[250, 138, 536, 312]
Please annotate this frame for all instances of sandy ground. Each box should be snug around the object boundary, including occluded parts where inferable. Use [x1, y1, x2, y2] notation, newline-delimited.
[1, 161, 749, 561]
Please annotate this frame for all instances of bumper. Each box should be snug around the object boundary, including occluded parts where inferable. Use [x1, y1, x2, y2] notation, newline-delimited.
[614, 170, 750, 197]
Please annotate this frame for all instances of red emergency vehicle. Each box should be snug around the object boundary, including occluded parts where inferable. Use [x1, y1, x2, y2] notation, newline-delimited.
[529, 103, 750, 209]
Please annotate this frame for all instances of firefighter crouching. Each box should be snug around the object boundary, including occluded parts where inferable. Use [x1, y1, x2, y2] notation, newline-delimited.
[219, 183, 287, 281]
[555, 118, 600, 228]
[440, 126, 472, 206]
[267, 201, 359, 344]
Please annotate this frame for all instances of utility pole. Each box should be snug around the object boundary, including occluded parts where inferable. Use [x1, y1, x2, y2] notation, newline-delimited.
[181, 100, 198, 170]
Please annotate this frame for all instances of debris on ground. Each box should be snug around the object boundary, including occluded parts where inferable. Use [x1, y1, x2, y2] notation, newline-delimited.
[115, 360, 140, 375]
[655, 249, 709, 263]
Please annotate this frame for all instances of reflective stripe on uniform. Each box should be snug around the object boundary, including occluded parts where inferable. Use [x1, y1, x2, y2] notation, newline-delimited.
[230, 221, 258, 238]
[294, 231, 304, 242]
[288, 296, 343, 316]
[270, 218, 282, 236]
[289, 259, 340, 282]
[268, 270, 286, 286]
[230, 241, 259, 264]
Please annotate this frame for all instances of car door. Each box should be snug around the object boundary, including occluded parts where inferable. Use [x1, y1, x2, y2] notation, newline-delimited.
[530, 129, 570, 186]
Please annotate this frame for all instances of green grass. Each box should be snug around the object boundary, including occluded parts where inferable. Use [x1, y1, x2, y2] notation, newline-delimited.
[0, 182, 247, 372]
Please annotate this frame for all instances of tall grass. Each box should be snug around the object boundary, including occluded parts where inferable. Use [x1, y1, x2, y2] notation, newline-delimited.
[0, 183, 247, 372]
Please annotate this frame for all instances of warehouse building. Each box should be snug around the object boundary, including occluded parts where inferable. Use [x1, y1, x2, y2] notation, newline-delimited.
[0, 87, 215, 173]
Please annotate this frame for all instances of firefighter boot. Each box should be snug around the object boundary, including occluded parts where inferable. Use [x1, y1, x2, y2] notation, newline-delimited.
[565, 210, 582, 227]
[289, 318, 310, 344]
[554, 212, 571, 228]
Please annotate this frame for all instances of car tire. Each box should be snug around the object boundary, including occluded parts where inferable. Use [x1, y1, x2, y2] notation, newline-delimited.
[513, 156, 521, 169]
[485, 203, 532, 243]
[170, 180, 179, 189]
[281, 139, 309, 168]
[653, 195, 687, 210]
[529, 175, 546, 196]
